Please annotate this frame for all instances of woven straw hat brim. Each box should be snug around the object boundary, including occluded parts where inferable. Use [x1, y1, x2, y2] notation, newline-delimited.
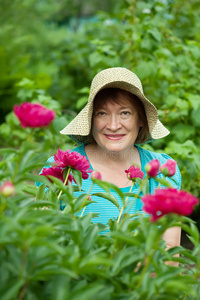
[60, 67, 170, 144]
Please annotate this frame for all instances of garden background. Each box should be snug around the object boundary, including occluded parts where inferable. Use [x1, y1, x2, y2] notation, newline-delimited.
[0, 1, 200, 299]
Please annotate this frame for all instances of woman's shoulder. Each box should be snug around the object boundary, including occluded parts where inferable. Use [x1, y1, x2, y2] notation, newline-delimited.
[138, 146, 175, 164]
[71, 143, 86, 156]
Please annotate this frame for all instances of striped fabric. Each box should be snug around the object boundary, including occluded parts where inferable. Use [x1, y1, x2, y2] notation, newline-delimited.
[36, 144, 181, 227]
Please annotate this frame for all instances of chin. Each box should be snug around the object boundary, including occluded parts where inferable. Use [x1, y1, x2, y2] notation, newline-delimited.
[105, 143, 127, 153]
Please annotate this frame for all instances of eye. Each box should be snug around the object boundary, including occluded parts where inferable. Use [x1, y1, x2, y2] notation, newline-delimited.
[121, 111, 131, 116]
[96, 111, 106, 116]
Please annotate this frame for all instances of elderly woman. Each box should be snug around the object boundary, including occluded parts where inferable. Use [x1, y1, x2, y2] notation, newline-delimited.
[40, 68, 181, 261]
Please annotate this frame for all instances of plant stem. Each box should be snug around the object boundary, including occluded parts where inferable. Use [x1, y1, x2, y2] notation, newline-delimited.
[137, 238, 160, 288]
[80, 183, 94, 217]
[117, 182, 134, 223]
[57, 167, 71, 200]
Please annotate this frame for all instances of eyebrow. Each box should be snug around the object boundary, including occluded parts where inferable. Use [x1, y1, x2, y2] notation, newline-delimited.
[96, 105, 133, 110]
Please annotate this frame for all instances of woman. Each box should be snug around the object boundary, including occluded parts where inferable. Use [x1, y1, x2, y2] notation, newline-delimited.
[41, 67, 181, 258]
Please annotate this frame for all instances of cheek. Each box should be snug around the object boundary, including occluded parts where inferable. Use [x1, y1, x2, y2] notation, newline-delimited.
[91, 120, 99, 138]
[92, 118, 104, 132]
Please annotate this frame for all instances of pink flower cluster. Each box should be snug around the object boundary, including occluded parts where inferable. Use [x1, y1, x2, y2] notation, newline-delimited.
[40, 166, 73, 184]
[125, 165, 144, 181]
[40, 148, 91, 185]
[145, 159, 177, 178]
[142, 188, 199, 222]
[53, 149, 91, 179]
[125, 158, 177, 182]
[14, 102, 56, 128]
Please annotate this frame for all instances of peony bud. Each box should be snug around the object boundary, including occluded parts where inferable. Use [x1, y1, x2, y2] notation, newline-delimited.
[125, 165, 144, 181]
[145, 159, 160, 177]
[91, 171, 102, 180]
[87, 195, 92, 201]
[160, 159, 177, 177]
[0, 181, 15, 197]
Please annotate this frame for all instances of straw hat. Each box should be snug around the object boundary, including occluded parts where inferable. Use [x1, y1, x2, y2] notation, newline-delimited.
[60, 67, 169, 144]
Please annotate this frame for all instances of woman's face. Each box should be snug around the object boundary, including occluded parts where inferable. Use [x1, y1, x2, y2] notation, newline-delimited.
[92, 96, 143, 153]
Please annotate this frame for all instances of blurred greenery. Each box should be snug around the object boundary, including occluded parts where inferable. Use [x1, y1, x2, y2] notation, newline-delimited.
[0, 0, 200, 220]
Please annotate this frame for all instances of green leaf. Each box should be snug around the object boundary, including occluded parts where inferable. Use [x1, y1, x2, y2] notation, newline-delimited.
[47, 175, 66, 188]
[180, 222, 200, 245]
[32, 266, 77, 280]
[92, 192, 120, 210]
[22, 184, 38, 196]
[171, 124, 195, 142]
[111, 247, 141, 275]
[154, 177, 174, 187]
[50, 275, 70, 299]
[190, 222, 200, 242]
[26, 174, 55, 189]
[71, 169, 82, 191]
[186, 93, 200, 110]
[82, 225, 99, 251]
[165, 280, 195, 295]
[59, 188, 74, 203]
[123, 192, 141, 198]
[0, 279, 24, 300]
[79, 255, 113, 269]
[70, 282, 105, 300]
[135, 177, 143, 186]
[92, 179, 125, 203]
[111, 231, 141, 247]
[0, 148, 18, 155]
[191, 107, 200, 127]
[73, 193, 89, 211]
[47, 189, 60, 204]
[36, 183, 46, 200]
[18, 150, 35, 172]
[147, 28, 162, 42]
[145, 226, 164, 253]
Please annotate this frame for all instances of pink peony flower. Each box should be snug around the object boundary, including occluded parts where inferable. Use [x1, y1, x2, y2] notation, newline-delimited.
[91, 171, 102, 180]
[53, 148, 91, 179]
[14, 102, 56, 128]
[125, 165, 144, 181]
[142, 188, 199, 222]
[145, 159, 160, 177]
[160, 159, 177, 177]
[0, 181, 15, 197]
[40, 166, 73, 184]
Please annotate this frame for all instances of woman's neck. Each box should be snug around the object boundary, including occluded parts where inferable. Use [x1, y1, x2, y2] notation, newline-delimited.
[85, 143, 141, 169]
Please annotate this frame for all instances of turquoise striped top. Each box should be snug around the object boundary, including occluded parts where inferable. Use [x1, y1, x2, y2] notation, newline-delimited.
[36, 144, 181, 227]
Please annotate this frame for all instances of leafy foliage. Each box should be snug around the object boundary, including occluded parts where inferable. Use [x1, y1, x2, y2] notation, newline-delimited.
[1, 0, 200, 199]
[1, 132, 200, 299]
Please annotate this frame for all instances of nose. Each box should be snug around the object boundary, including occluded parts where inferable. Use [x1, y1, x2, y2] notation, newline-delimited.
[106, 114, 122, 130]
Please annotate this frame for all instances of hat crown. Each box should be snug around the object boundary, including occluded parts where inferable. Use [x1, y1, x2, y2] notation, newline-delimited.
[89, 67, 143, 102]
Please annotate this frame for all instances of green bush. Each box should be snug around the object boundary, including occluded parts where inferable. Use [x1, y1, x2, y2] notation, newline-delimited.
[0, 119, 200, 299]
[1, 0, 200, 200]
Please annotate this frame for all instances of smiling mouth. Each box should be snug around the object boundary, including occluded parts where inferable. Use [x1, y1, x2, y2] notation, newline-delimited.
[104, 134, 125, 140]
